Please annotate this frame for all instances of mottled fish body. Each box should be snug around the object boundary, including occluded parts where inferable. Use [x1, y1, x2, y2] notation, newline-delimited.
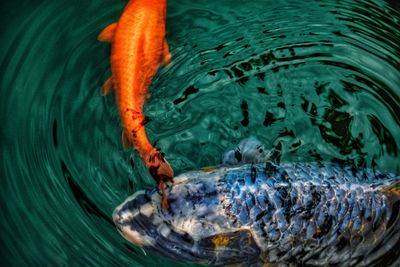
[113, 138, 400, 266]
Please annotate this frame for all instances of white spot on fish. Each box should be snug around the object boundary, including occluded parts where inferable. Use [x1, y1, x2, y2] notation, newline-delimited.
[158, 223, 171, 237]
[140, 203, 154, 217]
[119, 226, 154, 247]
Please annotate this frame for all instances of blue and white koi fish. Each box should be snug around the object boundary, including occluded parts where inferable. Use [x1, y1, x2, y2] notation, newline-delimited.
[113, 138, 400, 266]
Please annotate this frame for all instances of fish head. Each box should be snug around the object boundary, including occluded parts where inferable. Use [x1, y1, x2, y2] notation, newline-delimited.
[113, 170, 260, 265]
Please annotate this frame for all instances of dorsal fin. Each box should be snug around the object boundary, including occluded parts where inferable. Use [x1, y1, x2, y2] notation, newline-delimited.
[222, 137, 271, 166]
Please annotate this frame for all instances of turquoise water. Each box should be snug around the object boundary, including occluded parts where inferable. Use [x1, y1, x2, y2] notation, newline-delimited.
[1, 0, 399, 266]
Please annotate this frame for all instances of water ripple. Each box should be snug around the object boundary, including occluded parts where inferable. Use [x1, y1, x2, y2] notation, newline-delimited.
[1, 0, 399, 266]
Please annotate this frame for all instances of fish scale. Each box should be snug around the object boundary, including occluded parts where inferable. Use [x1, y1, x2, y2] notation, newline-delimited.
[217, 162, 397, 264]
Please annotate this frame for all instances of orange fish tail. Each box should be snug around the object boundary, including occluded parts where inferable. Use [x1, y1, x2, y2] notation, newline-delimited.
[122, 116, 174, 182]
[147, 147, 174, 182]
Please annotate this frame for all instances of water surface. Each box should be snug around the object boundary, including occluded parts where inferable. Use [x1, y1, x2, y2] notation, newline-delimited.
[1, 0, 399, 266]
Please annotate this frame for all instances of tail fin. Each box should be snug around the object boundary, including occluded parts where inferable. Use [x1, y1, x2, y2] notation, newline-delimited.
[148, 150, 174, 183]
[149, 151, 174, 209]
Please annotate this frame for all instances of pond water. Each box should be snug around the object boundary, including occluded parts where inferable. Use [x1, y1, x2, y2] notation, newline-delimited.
[1, 0, 399, 266]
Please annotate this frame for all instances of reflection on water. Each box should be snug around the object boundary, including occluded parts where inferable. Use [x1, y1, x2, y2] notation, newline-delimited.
[0, 0, 399, 266]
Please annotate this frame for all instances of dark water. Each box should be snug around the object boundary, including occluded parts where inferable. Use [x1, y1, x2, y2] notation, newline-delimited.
[1, 0, 399, 266]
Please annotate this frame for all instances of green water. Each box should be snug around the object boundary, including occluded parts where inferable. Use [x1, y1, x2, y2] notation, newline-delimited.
[1, 0, 399, 266]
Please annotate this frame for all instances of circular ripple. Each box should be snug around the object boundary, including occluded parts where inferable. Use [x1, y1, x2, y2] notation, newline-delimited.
[1, 0, 399, 266]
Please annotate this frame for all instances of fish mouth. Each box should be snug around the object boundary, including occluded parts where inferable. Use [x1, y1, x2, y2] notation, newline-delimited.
[112, 190, 158, 247]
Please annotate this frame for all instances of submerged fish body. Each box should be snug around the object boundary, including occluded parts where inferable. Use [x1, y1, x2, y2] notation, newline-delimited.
[113, 139, 400, 266]
[98, 0, 174, 187]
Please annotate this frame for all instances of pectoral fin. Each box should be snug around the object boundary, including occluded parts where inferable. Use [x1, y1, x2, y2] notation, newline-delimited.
[100, 76, 113, 96]
[201, 166, 217, 172]
[98, 23, 117, 43]
[199, 230, 260, 263]
[161, 39, 172, 66]
[380, 180, 400, 200]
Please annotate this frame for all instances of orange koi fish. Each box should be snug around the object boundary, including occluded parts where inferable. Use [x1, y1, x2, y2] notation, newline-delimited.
[98, 0, 173, 208]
